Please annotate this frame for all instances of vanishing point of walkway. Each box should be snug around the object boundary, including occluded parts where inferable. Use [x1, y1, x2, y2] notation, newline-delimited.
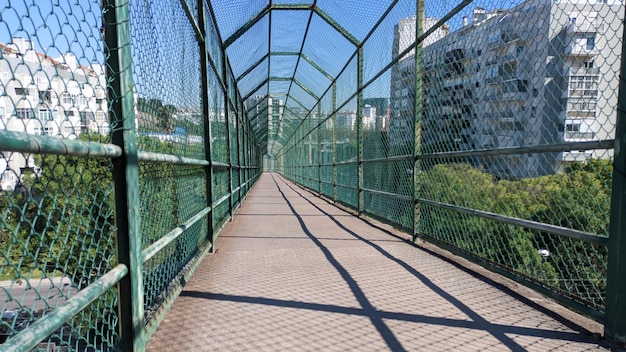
[147, 173, 606, 351]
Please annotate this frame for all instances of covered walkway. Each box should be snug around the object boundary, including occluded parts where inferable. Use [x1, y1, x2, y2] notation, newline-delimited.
[147, 173, 604, 351]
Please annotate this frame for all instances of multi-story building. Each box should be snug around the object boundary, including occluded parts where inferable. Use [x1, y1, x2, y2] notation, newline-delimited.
[0, 37, 107, 190]
[389, 17, 450, 148]
[390, 0, 624, 178]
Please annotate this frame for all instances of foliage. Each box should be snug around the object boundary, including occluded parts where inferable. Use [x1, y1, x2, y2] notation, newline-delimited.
[136, 97, 176, 133]
[420, 160, 611, 308]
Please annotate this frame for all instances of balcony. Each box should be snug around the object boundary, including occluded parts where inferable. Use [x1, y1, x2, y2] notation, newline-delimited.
[568, 21, 604, 33]
[564, 45, 599, 57]
[564, 67, 601, 76]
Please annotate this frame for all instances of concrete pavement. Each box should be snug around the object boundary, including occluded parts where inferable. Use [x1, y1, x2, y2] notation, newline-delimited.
[147, 173, 606, 351]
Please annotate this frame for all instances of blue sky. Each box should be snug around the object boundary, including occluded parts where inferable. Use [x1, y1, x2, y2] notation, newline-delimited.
[0, 0, 104, 65]
[0, 0, 523, 105]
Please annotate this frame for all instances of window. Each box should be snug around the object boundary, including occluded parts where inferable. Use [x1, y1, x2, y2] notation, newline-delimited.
[586, 36, 595, 51]
[0, 106, 4, 119]
[39, 109, 51, 121]
[565, 122, 594, 139]
[77, 96, 86, 107]
[32, 127, 53, 136]
[584, 60, 594, 68]
[62, 93, 72, 105]
[16, 108, 34, 119]
[38, 90, 52, 103]
[96, 110, 105, 122]
[14, 87, 29, 95]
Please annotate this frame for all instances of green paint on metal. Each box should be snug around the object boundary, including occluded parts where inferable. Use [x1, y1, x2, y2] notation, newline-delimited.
[418, 140, 615, 160]
[2, 265, 128, 352]
[137, 151, 211, 166]
[236, 53, 269, 82]
[0, 130, 122, 158]
[223, 5, 271, 48]
[604, 4, 626, 344]
[270, 3, 314, 10]
[293, 78, 319, 101]
[242, 78, 270, 101]
[413, 0, 424, 243]
[332, 82, 338, 203]
[104, 0, 145, 350]
[142, 207, 212, 263]
[418, 198, 608, 245]
[178, 0, 204, 43]
[357, 46, 364, 216]
[300, 53, 334, 81]
[313, 6, 359, 47]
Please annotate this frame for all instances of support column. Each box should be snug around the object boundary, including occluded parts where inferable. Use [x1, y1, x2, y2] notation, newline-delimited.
[198, 0, 216, 252]
[357, 47, 364, 215]
[222, 53, 234, 221]
[104, 0, 144, 349]
[332, 82, 338, 203]
[604, 5, 626, 346]
[318, 104, 323, 194]
[413, 0, 424, 243]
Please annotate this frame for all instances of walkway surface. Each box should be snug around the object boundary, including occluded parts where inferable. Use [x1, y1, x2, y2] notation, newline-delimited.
[147, 173, 606, 351]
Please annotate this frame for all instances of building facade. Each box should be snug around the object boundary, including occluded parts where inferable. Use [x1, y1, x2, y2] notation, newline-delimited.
[0, 37, 108, 190]
[390, 0, 624, 178]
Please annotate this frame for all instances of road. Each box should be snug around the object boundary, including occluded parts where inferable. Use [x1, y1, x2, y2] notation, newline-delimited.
[1, 277, 76, 313]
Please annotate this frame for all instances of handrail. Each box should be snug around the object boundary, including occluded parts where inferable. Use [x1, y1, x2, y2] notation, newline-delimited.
[2, 265, 128, 352]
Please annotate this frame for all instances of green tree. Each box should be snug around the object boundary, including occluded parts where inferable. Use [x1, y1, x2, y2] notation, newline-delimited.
[136, 97, 176, 133]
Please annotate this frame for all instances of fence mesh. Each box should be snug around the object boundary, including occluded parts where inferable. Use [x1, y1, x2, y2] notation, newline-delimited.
[274, 0, 623, 318]
[0, 0, 261, 349]
[0, 0, 625, 349]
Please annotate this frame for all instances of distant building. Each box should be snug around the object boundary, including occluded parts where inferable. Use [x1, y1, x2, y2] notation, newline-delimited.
[389, 16, 450, 148]
[246, 95, 284, 155]
[389, 0, 624, 178]
[0, 37, 107, 190]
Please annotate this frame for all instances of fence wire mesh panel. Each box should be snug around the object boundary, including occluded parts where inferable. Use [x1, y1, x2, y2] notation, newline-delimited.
[2, 0, 626, 349]
[0, 0, 261, 349]
[271, 0, 625, 334]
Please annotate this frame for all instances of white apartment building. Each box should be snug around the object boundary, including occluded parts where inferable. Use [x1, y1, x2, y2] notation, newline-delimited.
[390, 0, 624, 178]
[0, 37, 108, 190]
[389, 17, 451, 148]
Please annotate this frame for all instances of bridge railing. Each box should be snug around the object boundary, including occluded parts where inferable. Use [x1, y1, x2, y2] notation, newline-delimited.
[0, 0, 260, 350]
[275, 0, 626, 346]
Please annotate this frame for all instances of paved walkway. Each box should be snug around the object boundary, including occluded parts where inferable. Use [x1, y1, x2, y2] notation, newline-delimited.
[147, 173, 606, 351]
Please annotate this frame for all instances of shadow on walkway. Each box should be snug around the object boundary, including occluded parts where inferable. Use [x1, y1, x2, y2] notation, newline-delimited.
[148, 173, 605, 351]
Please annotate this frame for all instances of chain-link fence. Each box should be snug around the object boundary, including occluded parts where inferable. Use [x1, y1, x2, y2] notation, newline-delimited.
[0, 0, 261, 350]
[2, 0, 626, 349]
[272, 0, 626, 342]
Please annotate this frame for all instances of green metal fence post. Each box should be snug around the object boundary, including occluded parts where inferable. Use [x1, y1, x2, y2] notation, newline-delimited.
[413, 0, 424, 243]
[223, 58, 234, 221]
[236, 108, 242, 205]
[318, 104, 323, 193]
[309, 111, 313, 189]
[103, 0, 145, 349]
[198, 0, 216, 252]
[357, 46, 364, 216]
[604, 5, 626, 345]
[332, 82, 338, 203]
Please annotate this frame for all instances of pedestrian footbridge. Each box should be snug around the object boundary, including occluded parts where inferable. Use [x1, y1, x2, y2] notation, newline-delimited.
[0, 0, 625, 351]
